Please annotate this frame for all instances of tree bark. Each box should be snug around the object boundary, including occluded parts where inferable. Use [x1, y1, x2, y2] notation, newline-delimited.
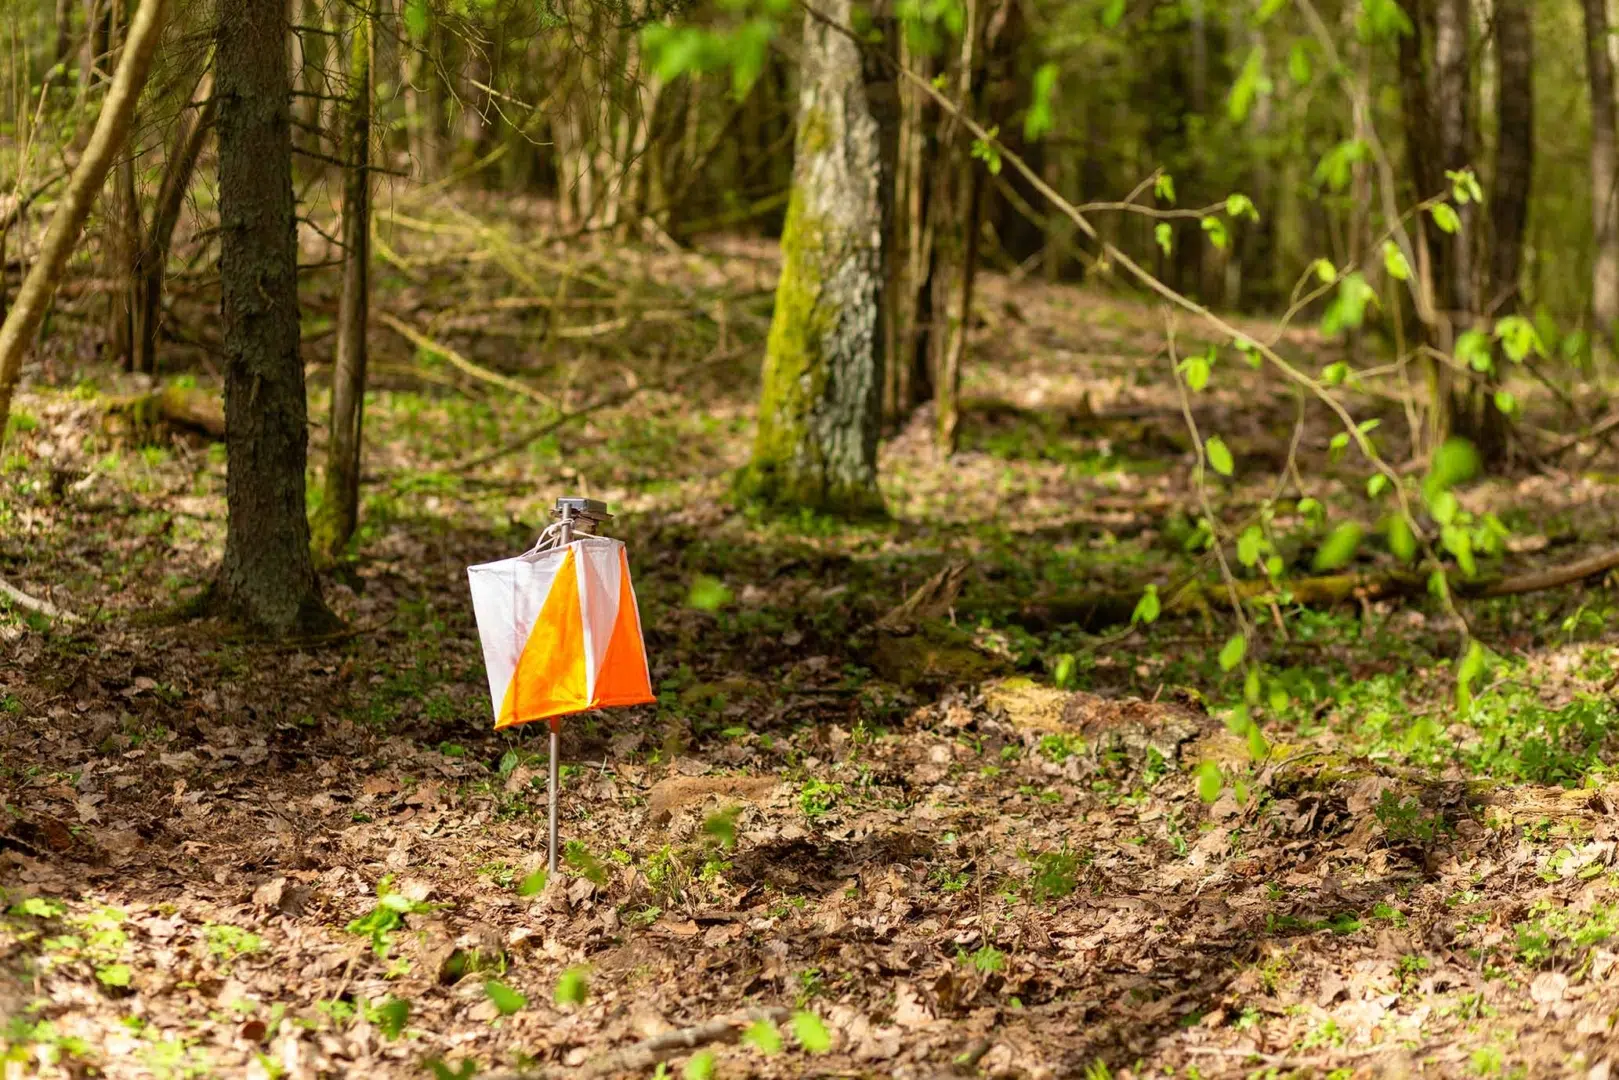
[133, 72, 216, 376]
[0, 0, 166, 442]
[313, 0, 373, 559]
[1433, 0, 1473, 320]
[1583, 0, 1619, 336]
[1468, 0, 1533, 462]
[739, 0, 885, 518]
[213, 0, 337, 635]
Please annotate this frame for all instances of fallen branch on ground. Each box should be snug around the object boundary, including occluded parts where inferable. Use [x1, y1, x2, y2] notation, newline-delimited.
[105, 384, 225, 438]
[0, 578, 78, 622]
[581, 1007, 790, 1078]
[376, 311, 556, 407]
[1016, 547, 1619, 632]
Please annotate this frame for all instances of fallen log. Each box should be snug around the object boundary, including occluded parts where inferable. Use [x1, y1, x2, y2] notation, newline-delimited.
[104, 384, 225, 439]
[1014, 547, 1619, 632]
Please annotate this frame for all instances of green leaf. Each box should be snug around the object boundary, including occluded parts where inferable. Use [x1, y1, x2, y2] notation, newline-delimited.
[1024, 63, 1059, 142]
[1154, 172, 1176, 204]
[1424, 437, 1480, 505]
[1297, 496, 1324, 522]
[1223, 704, 1252, 735]
[1205, 436, 1234, 477]
[1321, 272, 1377, 336]
[1447, 167, 1483, 205]
[368, 997, 410, 1039]
[516, 869, 548, 897]
[1131, 584, 1160, 625]
[13, 897, 66, 918]
[1442, 524, 1477, 577]
[403, 0, 429, 40]
[1367, 474, 1390, 498]
[554, 966, 589, 1007]
[1313, 523, 1364, 571]
[1225, 193, 1259, 222]
[1265, 554, 1284, 578]
[792, 1011, 832, 1053]
[96, 963, 132, 988]
[1494, 314, 1546, 362]
[1228, 48, 1270, 123]
[1356, 0, 1414, 39]
[1430, 203, 1461, 235]
[485, 980, 528, 1016]
[1246, 723, 1270, 760]
[1454, 329, 1493, 372]
[684, 1051, 716, 1080]
[1493, 390, 1518, 415]
[688, 575, 733, 612]
[1244, 667, 1262, 704]
[1201, 216, 1229, 251]
[1102, 0, 1127, 27]
[1310, 258, 1338, 285]
[1382, 240, 1410, 282]
[1456, 640, 1486, 712]
[1154, 221, 1173, 257]
[1287, 41, 1312, 83]
[1180, 349, 1210, 391]
[1196, 761, 1223, 803]
[742, 1018, 783, 1055]
[1312, 139, 1367, 192]
[1236, 525, 1264, 567]
[1218, 633, 1247, 672]
[1386, 515, 1418, 563]
[1429, 489, 1459, 526]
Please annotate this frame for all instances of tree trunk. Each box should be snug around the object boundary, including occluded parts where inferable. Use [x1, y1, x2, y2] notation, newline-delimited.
[0, 0, 166, 442]
[1433, 0, 1473, 321]
[104, 0, 140, 371]
[313, 0, 373, 559]
[1466, 0, 1533, 463]
[739, 0, 884, 518]
[133, 72, 216, 376]
[213, 0, 337, 635]
[1583, 0, 1619, 336]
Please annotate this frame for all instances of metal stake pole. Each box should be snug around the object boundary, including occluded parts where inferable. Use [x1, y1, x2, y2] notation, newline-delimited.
[548, 510, 573, 875]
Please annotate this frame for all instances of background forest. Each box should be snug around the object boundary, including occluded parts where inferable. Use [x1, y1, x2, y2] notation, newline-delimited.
[4, 0, 1619, 1077]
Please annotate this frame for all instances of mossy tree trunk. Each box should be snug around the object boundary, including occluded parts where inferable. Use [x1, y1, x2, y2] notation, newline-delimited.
[739, 0, 884, 517]
[212, 0, 338, 636]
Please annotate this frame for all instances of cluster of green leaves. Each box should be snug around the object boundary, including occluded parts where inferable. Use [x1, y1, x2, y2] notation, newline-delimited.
[1514, 902, 1619, 968]
[642, 0, 794, 98]
[345, 876, 437, 957]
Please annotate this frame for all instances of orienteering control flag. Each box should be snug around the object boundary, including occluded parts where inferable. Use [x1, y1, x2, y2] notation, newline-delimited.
[467, 536, 655, 729]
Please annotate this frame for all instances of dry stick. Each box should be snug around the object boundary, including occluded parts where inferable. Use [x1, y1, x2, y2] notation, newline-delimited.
[375, 310, 556, 407]
[0, 579, 78, 623]
[0, 0, 167, 442]
[478, 1007, 792, 1080]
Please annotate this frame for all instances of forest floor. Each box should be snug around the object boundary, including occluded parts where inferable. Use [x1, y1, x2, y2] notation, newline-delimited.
[4, 194, 1619, 1079]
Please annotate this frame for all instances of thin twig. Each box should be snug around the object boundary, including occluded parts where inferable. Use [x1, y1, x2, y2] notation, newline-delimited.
[375, 310, 555, 408]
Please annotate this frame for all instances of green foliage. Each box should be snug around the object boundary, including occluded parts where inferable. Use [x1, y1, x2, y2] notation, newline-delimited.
[1024, 63, 1060, 141]
[1312, 522, 1363, 571]
[1204, 436, 1234, 477]
[554, 966, 590, 1007]
[642, 0, 792, 98]
[484, 980, 527, 1016]
[742, 1017, 783, 1054]
[791, 1011, 832, 1053]
[1321, 272, 1377, 336]
[688, 575, 733, 612]
[345, 877, 436, 957]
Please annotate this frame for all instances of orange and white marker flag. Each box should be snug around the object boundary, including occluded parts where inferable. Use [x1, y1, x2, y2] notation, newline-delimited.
[467, 536, 655, 729]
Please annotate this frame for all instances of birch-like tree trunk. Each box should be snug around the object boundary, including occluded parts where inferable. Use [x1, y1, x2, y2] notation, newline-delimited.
[740, 0, 884, 517]
[0, 0, 166, 441]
